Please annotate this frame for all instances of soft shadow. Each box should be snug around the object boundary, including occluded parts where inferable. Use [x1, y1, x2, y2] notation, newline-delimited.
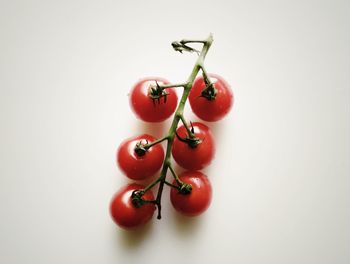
[172, 160, 185, 175]
[204, 119, 224, 141]
[172, 210, 204, 237]
[134, 173, 159, 187]
[132, 120, 167, 139]
[116, 221, 154, 249]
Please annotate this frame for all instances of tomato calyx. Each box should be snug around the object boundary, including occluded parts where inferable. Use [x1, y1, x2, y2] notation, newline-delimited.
[178, 182, 192, 195]
[148, 81, 169, 104]
[175, 131, 202, 148]
[134, 140, 149, 156]
[131, 190, 145, 207]
[131, 190, 155, 208]
[201, 82, 217, 101]
[175, 122, 203, 148]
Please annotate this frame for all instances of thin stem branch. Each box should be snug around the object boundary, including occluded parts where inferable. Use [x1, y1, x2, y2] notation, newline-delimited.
[179, 115, 194, 138]
[200, 64, 213, 86]
[164, 180, 179, 189]
[199, 64, 217, 100]
[168, 164, 182, 185]
[142, 178, 161, 193]
[144, 136, 168, 150]
[181, 40, 206, 44]
[152, 83, 187, 89]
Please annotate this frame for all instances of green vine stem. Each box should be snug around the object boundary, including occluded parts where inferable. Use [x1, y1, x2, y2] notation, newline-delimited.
[135, 34, 214, 219]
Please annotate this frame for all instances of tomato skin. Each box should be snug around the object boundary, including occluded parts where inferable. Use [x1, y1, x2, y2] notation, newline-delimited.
[189, 74, 233, 122]
[130, 77, 178, 122]
[117, 134, 164, 180]
[170, 171, 212, 216]
[172, 122, 215, 170]
[110, 184, 156, 229]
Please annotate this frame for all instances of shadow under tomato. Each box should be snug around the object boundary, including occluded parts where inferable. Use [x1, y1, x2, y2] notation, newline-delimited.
[205, 119, 224, 137]
[171, 210, 205, 237]
[116, 220, 154, 248]
[132, 119, 168, 139]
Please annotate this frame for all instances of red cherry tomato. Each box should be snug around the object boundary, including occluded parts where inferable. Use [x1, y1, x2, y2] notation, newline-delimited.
[130, 77, 178, 122]
[110, 184, 156, 229]
[117, 134, 164, 180]
[189, 74, 233, 121]
[172, 122, 215, 170]
[170, 171, 212, 216]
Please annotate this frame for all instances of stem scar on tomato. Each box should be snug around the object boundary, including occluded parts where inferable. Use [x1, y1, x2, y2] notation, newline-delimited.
[134, 140, 148, 156]
[149, 81, 170, 105]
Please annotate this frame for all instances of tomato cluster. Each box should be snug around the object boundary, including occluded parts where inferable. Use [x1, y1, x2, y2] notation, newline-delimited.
[109, 74, 233, 230]
[109, 36, 233, 230]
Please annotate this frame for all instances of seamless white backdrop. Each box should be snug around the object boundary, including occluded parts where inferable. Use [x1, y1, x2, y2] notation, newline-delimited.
[1, 0, 349, 263]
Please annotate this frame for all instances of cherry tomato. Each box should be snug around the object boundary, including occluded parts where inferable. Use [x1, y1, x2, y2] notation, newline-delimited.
[117, 134, 164, 180]
[172, 122, 215, 170]
[130, 77, 178, 122]
[189, 74, 233, 122]
[110, 184, 156, 229]
[170, 171, 212, 216]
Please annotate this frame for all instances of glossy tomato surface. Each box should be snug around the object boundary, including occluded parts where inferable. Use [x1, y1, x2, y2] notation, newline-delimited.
[110, 184, 156, 229]
[117, 134, 164, 180]
[170, 171, 212, 216]
[172, 122, 215, 170]
[130, 77, 178, 122]
[189, 74, 233, 122]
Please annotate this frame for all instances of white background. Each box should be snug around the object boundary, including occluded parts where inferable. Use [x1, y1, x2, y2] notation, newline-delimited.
[1, 0, 350, 263]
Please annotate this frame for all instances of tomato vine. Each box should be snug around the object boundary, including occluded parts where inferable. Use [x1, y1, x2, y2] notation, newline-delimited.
[133, 34, 214, 219]
[110, 34, 234, 229]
